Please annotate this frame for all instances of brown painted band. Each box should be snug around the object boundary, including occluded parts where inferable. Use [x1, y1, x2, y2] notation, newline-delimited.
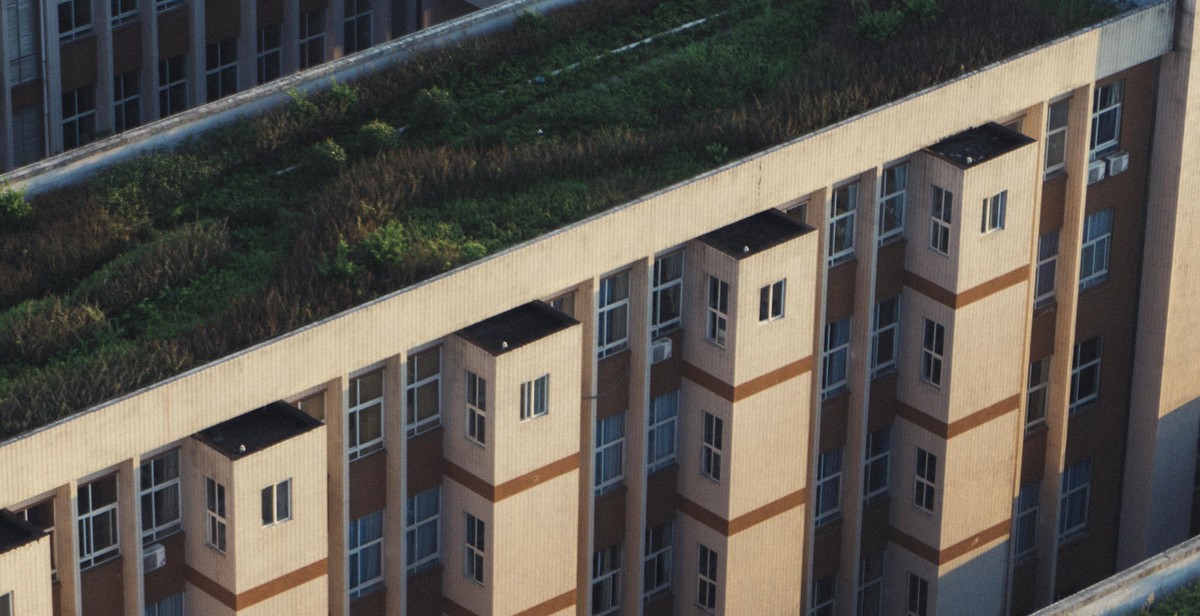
[896, 394, 1020, 440]
[680, 489, 807, 537]
[904, 265, 1029, 310]
[513, 589, 577, 616]
[185, 558, 327, 610]
[443, 596, 480, 616]
[682, 356, 814, 403]
[445, 453, 580, 503]
[889, 518, 1011, 566]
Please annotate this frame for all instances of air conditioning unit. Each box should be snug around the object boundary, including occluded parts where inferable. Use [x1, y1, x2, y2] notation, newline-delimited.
[1087, 159, 1107, 185]
[650, 337, 672, 364]
[1106, 151, 1130, 176]
[143, 543, 166, 572]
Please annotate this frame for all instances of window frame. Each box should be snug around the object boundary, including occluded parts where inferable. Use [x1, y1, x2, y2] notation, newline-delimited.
[406, 347, 442, 437]
[6, 0, 40, 86]
[1079, 209, 1113, 290]
[758, 280, 785, 322]
[205, 38, 239, 102]
[205, 477, 227, 554]
[154, 0, 182, 12]
[1026, 358, 1050, 430]
[651, 250, 685, 337]
[1069, 336, 1102, 413]
[643, 520, 673, 598]
[158, 54, 188, 117]
[921, 319, 945, 387]
[980, 190, 1007, 234]
[929, 186, 953, 255]
[591, 544, 621, 616]
[697, 544, 718, 613]
[57, 0, 93, 41]
[110, 0, 136, 26]
[829, 181, 858, 265]
[348, 510, 384, 598]
[1035, 230, 1059, 308]
[519, 374, 549, 420]
[61, 85, 96, 151]
[1089, 80, 1123, 159]
[705, 275, 729, 348]
[597, 270, 631, 358]
[700, 411, 723, 482]
[466, 371, 487, 446]
[464, 512, 485, 585]
[907, 572, 929, 616]
[822, 317, 851, 398]
[858, 552, 885, 616]
[342, 0, 372, 54]
[405, 486, 440, 574]
[647, 390, 679, 474]
[809, 574, 836, 616]
[870, 297, 899, 377]
[1045, 98, 1070, 177]
[113, 69, 141, 133]
[144, 593, 183, 616]
[594, 412, 626, 495]
[349, 368, 385, 459]
[863, 426, 891, 502]
[260, 478, 292, 526]
[1014, 481, 1039, 561]
[913, 448, 937, 513]
[815, 448, 843, 526]
[256, 23, 283, 84]
[1058, 459, 1091, 543]
[298, 7, 326, 69]
[139, 449, 182, 544]
[78, 475, 120, 569]
[878, 163, 908, 244]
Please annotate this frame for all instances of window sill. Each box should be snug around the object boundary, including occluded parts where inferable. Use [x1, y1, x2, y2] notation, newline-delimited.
[870, 365, 896, 380]
[820, 388, 849, 406]
[1057, 530, 1089, 550]
[1043, 168, 1067, 182]
[1024, 421, 1047, 437]
[1078, 277, 1110, 296]
[349, 444, 386, 461]
[877, 233, 904, 248]
[407, 561, 442, 578]
[828, 256, 857, 270]
[1033, 299, 1057, 314]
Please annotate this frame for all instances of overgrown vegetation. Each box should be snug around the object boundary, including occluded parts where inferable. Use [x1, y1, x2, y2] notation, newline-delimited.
[1139, 579, 1200, 615]
[0, 0, 1119, 438]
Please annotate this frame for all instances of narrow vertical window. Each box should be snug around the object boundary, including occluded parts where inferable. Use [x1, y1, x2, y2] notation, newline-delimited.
[261, 479, 292, 525]
[1090, 80, 1123, 159]
[5, 0, 41, 86]
[348, 369, 385, 458]
[829, 181, 858, 265]
[406, 347, 442, 436]
[406, 486, 440, 573]
[647, 389, 679, 473]
[78, 475, 120, 567]
[651, 250, 684, 336]
[822, 318, 851, 398]
[697, 545, 718, 612]
[205, 38, 239, 102]
[1026, 358, 1050, 429]
[1079, 209, 1113, 290]
[1034, 231, 1059, 308]
[981, 190, 1007, 233]
[256, 23, 283, 84]
[920, 319, 945, 387]
[594, 412, 626, 495]
[879, 163, 908, 243]
[464, 513, 485, 584]
[519, 374, 549, 420]
[1044, 99, 1070, 176]
[929, 186, 952, 255]
[907, 573, 929, 616]
[815, 448, 843, 526]
[759, 280, 785, 322]
[1058, 459, 1091, 543]
[701, 411, 723, 481]
[1069, 336, 1102, 413]
[110, 0, 136, 25]
[598, 271, 631, 357]
[158, 55, 188, 117]
[58, 0, 93, 41]
[204, 477, 226, 554]
[61, 85, 96, 151]
[113, 70, 141, 133]
[591, 544, 621, 615]
[343, 0, 372, 54]
[858, 552, 884, 616]
[705, 276, 729, 347]
[914, 449, 937, 513]
[809, 574, 836, 616]
[1014, 481, 1039, 560]
[348, 511, 384, 597]
[643, 520, 673, 598]
[140, 450, 181, 543]
[466, 371, 486, 446]
[298, 7, 327, 69]
[870, 297, 899, 377]
[863, 426, 891, 501]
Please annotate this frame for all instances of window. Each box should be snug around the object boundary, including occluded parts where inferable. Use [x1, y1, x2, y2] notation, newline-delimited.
[809, 574, 835, 616]
[921, 319, 945, 387]
[349, 369, 385, 458]
[858, 553, 884, 616]
[701, 411, 723, 482]
[822, 317, 851, 398]
[643, 521, 672, 598]
[647, 390, 678, 473]
[78, 475, 119, 568]
[1079, 208, 1113, 290]
[113, 70, 141, 133]
[697, 544, 718, 612]
[144, 593, 183, 616]
[786, 201, 808, 225]
[929, 186, 952, 255]
[829, 182, 857, 265]
[598, 271, 630, 357]
[549, 292, 575, 317]
[20, 501, 56, 579]
[261, 479, 291, 525]
[343, 0, 371, 54]
[0, 593, 9, 616]
[155, 0, 182, 12]
[1026, 358, 1050, 429]
[914, 449, 937, 513]
[406, 486, 439, 573]
[1014, 481, 1039, 561]
[464, 371, 487, 445]
[349, 511, 384, 597]
[11, 106, 43, 167]
[595, 413, 626, 495]
[299, 7, 326, 69]
[5, 0, 40, 85]
[907, 573, 929, 616]
[139, 450, 181, 543]
[1058, 459, 1091, 543]
[61, 85, 96, 151]
[864, 426, 891, 501]
[1069, 336, 1102, 413]
[705, 276, 729, 347]
[205, 38, 238, 102]
[519, 374, 549, 420]
[1090, 80, 1123, 159]
[1035, 231, 1059, 308]
[58, 0, 92, 41]
[158, 55, 188, 117]
[591, 544, 621, 615]
[406, 346, 441, 436]
[815, 448, 843, 526]
[1045, 99, 1069, 176]
[651, 250, 684, 336]
[257, 24, 283, 84]
[110, 0, 136, 25]
[759, 280, 785, 322]
[879, 163, 907, 243]
[464, 513, 485, 584]
[205, 477, 227, 553]
[871, 297, 899, 377]
[981, 191, 1007, 233]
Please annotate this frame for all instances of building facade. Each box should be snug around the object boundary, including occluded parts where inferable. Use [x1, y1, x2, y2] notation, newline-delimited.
[2, 1, 1200, 615]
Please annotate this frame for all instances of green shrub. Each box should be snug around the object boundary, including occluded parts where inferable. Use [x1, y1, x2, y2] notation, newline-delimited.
[349, 120, 400, 156]
[904, 0, 939, 22]
[316, 235, 360, 279]
[307, 138, 348, 174]
[328, 79, 361, 115]
[857, 6, 905, 41]
[409, 87, 468, 140]
[0, 298, 106, 366]
[0, 183, 31, 226]
[358, 220, 408, 269]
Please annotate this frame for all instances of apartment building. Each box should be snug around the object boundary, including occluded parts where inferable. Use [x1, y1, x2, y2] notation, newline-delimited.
[0, 0, 477, 172]
[1, 0, 1200, 615]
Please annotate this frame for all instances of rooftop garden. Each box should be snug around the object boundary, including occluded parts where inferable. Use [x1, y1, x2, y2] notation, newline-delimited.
[1139, 578, 1200, 615]
[0, 0, 1118, 439]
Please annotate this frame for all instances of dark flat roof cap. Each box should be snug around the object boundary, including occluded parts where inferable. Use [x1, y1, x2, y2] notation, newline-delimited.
[0, 509, 45, 554]
[196, 401, 323, 460]
[456, 301, 578, 356]
[924, 122, 1035, 169]
[700, 209, 812, 259]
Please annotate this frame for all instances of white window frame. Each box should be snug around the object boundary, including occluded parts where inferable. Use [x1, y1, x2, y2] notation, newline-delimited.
[154, 0, 182, 12]
[822, 317, 851, 398]
[981, 190, 1007, 234]
[78, 475, 119, 568]
[261, 479, 291, 526]
[405, 486, 440, 573]
[651, 250, 684, 337]
[815, 448, 843, 526]
[809, 574, 836, 616]
[929, 186, 952, 255]
[464, 513, 485, 584]
[598, 271, 631, 358]
[348, 368, 385, 459]
[857, 552, 884, 616]
[700, 411, 723, 482]
[205, 38, 239, 102]
[921, 319, 945, 387]
[348, 510, 384, 598]
[591, 544, 621, 616]
[878, 163, 907, 244]
[256, 23, 283, 84]
[6, 0, 40, 86]
[1069, 336, 1102, 413]
[914, 448, 937, 513]
[643, 520, 673, 598]
[907, 573, 929, 616]
[158, 55, 188, 117]
[705, 275, 729, 347]
[139, 450, 181, 543]
[759, 280, 785, 322]
[406, 347, 441, 437]
[1089, 80, 1123, 159]
[697, 544, 718, 613]
[1035, 231, 1059, 308]
[466, 371, 486, 446]
[144, 593, 183, 616]
[647, 390, 678, 473]
[57, 0, 92, 41]
[205, 477, 227, 554]
[61, 85, 96, 151]
[298, 7, 326, 69]
[1079, 208, 1113, 290]
[110, 0, 136, 26]
[863, 426, 891, 501]
[1026, 358, 1050, 430]
[594, 413, 626, 495]
[113, 69, 141, 133]
[1058, 459, 1091, 543]
[870, 297, 899, 377]
[829, 181, 858, 265]
[519, 374, 549, 420]
[1014, 481, 1039, 561]
[1045, 98, 1070, 177]
[342, 0, 371, 54]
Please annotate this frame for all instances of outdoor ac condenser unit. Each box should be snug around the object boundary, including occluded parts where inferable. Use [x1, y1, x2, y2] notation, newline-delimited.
[1106, 151, 1130, 176]
[651, 337, 672, 364]
[1087, 159, 1107, 185]
[143, 543, 166, 572]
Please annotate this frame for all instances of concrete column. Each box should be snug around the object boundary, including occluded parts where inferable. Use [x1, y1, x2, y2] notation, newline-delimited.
[327, 376, 351, 616]
[42, 0, 64, 155]
[239, 0, 258, 88]
[801, 185, 831, 613]
[117, 458, 142, 616]
[188, 0, 206, 107]
[281, 0, 299, 75]
[373, 0, 391, 42]
[95, 0, 116, 132]
[385, 355, 406, 616]
[139, 0, 160, 119]
[621, 258, 652, 614]
[577, 277, 598, 614]
[0, 1, 12, 170]
[54, 482, 81, 616]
